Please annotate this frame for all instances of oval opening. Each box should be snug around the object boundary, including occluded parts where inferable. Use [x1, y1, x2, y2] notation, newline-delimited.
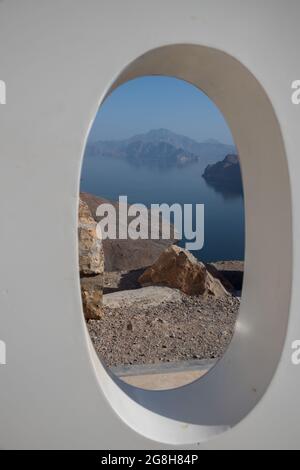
[78, 44, 292, 445]
[79, 75, 244, 391]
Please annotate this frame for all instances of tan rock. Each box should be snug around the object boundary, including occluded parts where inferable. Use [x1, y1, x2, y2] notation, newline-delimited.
[78, 199, 104, 276]
[80, 275, 103, 320]
[139, 245, 229, 298]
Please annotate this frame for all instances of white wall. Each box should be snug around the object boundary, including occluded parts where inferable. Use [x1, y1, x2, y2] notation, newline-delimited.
[0, 0, 299, 449]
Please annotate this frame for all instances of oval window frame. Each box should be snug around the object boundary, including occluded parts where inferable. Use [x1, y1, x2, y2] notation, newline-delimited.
[81, 44, 292, 445]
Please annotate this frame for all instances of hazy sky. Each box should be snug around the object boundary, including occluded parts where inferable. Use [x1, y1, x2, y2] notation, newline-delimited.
[88, 76, 235, 145]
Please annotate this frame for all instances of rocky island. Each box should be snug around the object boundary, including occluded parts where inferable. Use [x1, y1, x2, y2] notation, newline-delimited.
[202, 154, 243, 195]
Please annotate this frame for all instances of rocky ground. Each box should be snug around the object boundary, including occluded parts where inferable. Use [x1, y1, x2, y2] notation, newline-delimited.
[87, 287, 240, 367]
[79, 193, 243, 369]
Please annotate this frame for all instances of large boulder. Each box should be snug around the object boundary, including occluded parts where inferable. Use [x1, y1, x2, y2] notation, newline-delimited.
[79, 198, 104, 320]
[139, 245, 229, 298]
[78, 199, 104, 276]
[80, 275, 103, 320]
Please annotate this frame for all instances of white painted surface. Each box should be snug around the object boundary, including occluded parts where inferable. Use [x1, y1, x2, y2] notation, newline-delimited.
[0, 0, 299, 449]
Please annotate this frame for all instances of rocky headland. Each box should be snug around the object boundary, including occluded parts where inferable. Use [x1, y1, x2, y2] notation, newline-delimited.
[202, 154, 243, 195]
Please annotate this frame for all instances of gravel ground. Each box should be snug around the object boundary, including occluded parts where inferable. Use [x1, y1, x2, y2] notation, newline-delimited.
[88, 292, 240, 367]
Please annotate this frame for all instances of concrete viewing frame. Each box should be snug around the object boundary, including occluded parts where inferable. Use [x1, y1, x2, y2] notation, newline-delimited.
[0, 0, 299, 450]
[90, 43, 292, 444]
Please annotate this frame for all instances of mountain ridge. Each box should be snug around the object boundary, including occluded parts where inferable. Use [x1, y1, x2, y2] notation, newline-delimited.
[86, 128, 236, 166]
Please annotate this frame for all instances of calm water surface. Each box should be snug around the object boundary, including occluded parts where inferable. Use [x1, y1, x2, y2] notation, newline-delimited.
[81, 155, 245, 262]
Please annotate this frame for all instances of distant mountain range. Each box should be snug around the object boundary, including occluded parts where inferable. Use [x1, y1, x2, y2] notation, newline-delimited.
[86, 128, 236, 167]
